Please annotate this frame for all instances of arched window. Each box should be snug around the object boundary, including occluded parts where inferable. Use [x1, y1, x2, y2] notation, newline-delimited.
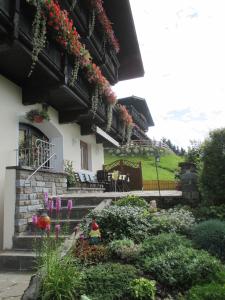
[19, 123, 49, 168]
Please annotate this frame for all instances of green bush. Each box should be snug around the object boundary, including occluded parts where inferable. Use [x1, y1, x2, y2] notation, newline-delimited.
[187, 283, 225, 300]
[141, 233, 192, 257]
[191, 219, 225, 260]
[85, 206, 152, 242]
[83, 263, 139, 300]
[150, 208, 195, 235]
[40, 250, 84, 299]
[143, 246, 223, 290]
[108, 238, 141, 262]
[129, 277, 156, 300]
[114, 195, 149, 208]
[192, 205, 225, 221]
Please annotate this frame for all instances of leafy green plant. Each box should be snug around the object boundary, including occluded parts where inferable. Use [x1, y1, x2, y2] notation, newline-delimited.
[108, 238, 141, 262]
[39, 249, 84, 299]
[187, 283, 225, 300]
[191, 219, 225, 260]
[64, 160, 76, 187]
[150, 208, 195, 235]
[143, 246, 223, 290]
[114, 195, 149, 208]
[192, 204, 225, 221]
[140, 233, 192, 257]
[83, 263, 139, 300]
[199, 128, 225, 204]
[129, 277, 156, 300]
[85, 206, 152, 242]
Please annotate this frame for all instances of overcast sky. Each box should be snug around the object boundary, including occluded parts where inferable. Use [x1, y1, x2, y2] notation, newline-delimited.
[113, 0, 225, 149]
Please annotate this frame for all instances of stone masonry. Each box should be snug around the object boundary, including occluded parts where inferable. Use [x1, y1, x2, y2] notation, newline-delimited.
[15, 168, 67, 233]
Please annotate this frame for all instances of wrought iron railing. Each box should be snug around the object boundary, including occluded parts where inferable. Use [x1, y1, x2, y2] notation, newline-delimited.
[18, 139, 56, 170]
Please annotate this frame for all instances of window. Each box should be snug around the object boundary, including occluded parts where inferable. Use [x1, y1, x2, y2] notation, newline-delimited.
[19, 123, 49, 167]
[80, 141, 88, 170]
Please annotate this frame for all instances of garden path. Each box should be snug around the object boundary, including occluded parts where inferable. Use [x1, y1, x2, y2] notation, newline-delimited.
[0, 272, 32, 300]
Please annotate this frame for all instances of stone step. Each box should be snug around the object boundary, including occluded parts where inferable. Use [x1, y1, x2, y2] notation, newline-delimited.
[59, 196, 105, 207]
[0, 250, 36, 271]
[67, 187, 105, 193]
[49, 205, 96, 219]
[13, 235, 67, 250]
[50, 219, 81, 232]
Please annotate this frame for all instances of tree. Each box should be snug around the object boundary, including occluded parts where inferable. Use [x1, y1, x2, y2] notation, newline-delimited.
[185, 140, 202, 168]
[199, 128, 225, 204]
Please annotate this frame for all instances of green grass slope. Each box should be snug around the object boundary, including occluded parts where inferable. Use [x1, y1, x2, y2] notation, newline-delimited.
[104, 152, 184, 181]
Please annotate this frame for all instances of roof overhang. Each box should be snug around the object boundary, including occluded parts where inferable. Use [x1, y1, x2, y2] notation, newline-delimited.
[94, 126, 120, 148]
[104, 0, 144, 81]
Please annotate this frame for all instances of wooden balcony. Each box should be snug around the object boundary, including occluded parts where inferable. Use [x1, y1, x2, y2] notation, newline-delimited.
[128, 105, 149, 132]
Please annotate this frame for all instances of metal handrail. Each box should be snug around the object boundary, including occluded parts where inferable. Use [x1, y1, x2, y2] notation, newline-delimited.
[25, 153, 56, 184]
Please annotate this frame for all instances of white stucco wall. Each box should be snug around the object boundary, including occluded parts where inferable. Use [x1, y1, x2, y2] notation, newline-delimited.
[0, 74, 104, 249]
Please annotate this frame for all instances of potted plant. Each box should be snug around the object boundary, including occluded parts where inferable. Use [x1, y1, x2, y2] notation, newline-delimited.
[26, 109, 50, 123]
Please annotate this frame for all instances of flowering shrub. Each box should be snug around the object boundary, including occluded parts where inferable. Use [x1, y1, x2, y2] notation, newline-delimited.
[84, 206, 152, 242]
[150, 208, 195, 235]
[114, 195, 149, 208]
[108, 238, 141, 262]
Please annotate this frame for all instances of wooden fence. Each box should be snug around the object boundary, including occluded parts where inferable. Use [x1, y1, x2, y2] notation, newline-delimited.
[143, 180, 177, 191]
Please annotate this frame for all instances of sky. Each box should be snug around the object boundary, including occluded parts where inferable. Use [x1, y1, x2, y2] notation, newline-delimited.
[113, 0, 225, 150]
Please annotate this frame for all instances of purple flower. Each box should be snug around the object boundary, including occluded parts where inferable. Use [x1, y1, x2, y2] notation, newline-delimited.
[48, 198, 54, 214]
[44, 192, 48, 207]
[67, 199, 73, 211]
[32, 215, 38, 226]
[56, 197, 61, 215]
[55, 224, 61, 239]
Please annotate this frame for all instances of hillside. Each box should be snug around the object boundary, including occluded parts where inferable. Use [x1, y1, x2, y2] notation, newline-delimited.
[104, 152, 184, 181]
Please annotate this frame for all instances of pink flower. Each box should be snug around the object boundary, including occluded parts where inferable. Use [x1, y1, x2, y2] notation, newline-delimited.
[44, 192, 48, 207]
[32, 215, 38, 226]
[56, 197, 61, 215]
[55, 224, 61, 239]
[67, 199, 73, 211]
[48, 198, 54, 214]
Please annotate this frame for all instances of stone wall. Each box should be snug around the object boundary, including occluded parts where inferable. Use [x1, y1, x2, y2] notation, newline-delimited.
[14, 168, 67, 233]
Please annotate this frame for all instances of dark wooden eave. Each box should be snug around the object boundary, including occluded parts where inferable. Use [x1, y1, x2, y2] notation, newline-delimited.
[118, 96, 154, 127]
[104, 0, 144, 81]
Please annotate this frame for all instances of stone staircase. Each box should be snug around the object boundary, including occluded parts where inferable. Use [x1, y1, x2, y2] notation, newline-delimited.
[0, 195, 105, 271]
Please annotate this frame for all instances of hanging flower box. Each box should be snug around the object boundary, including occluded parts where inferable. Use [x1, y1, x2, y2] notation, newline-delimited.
[26, 109, 50, 123]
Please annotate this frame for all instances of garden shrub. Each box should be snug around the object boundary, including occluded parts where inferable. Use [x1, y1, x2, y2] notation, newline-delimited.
[114, 195, 149, 209]
[150, 208, 195, 235]
[74, 241, 109, 264]
[143, 246, 223, 290]
[191, 219, 225, 260]
[85, 206, 152, 242]
[40, 250, 84, 299]
[141, 233, 192, 257]
[187, 283, 225, 300]
[129, 277, 156, 300]
[108, 238, 141, 262]
[83, 263, 139, 300]
[192, 204, 225, 221]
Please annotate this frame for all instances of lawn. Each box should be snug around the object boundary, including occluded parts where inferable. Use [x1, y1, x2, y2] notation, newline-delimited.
[104, 152, 184, 180]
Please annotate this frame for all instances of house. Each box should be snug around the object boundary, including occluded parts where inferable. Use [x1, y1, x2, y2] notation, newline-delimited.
[0, 0, 152, 250]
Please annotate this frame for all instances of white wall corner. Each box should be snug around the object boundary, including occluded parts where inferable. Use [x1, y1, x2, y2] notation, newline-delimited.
[3, 169, 16, 250]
